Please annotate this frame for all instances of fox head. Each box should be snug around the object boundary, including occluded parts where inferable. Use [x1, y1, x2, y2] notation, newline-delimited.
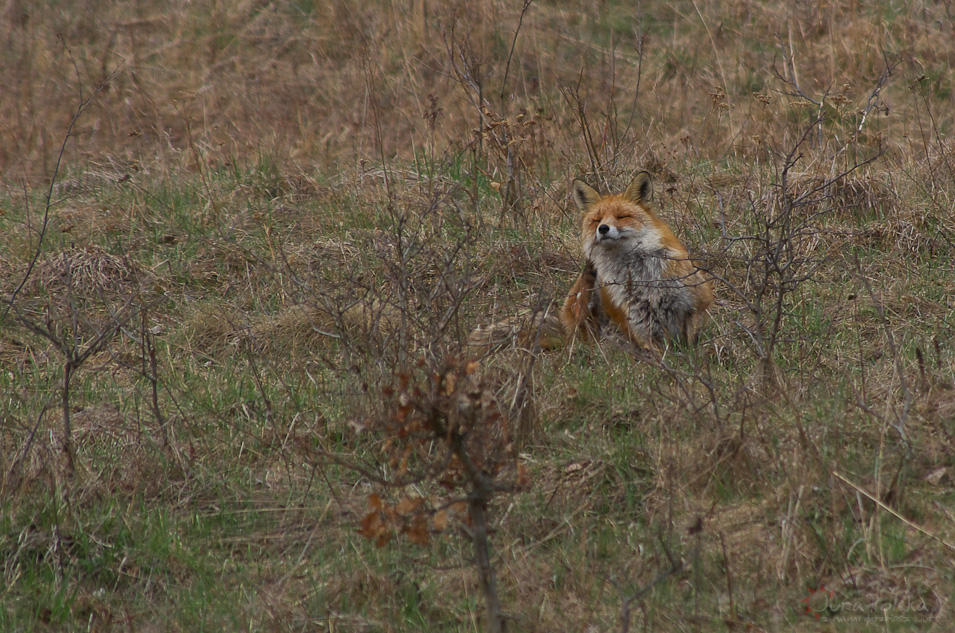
[572, 172, 668, 260]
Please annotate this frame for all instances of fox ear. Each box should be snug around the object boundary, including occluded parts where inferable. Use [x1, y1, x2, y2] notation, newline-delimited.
[572, 179, 600, 210]
[624, 171, 653, 203]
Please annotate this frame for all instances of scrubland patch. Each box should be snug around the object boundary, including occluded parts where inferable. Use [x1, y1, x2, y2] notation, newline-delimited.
[2, 0, 955, 631]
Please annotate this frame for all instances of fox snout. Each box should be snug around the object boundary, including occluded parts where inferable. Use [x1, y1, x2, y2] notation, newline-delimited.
[594, 222, 624, 243]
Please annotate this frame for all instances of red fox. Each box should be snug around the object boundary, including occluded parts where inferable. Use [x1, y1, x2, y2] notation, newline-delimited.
[561, 172, 713, 350]
[468, 172, 712, 352]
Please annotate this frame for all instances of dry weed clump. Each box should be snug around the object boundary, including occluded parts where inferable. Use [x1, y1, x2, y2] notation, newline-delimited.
[24, 245, 141, 299]
[772, 172, 900, 223]
[254, 304, 341, 352]
[13, 245, 149, 340]
[178, 300, 249, 356]
[235, 298, 408, 359]
[187, 242, 260, 288]
[466, 307, 565, 353]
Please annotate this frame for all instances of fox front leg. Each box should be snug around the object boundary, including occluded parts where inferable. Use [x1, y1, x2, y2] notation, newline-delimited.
[561, 260, 601, 342]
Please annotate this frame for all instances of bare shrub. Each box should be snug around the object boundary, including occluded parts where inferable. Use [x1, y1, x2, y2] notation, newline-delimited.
[356, 353, 527, 633]
[2, 66, 150, 480]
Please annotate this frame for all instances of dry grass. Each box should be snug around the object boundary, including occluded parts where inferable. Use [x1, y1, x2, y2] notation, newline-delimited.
[3, 1, 952, 186]
[1, 0, 954, 631]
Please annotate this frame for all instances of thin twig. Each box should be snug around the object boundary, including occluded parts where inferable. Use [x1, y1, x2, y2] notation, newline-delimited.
[833, 471, 955, 553]
[849, 254, 911, 440]
[500, 0, 533, 106]
[4, 64, 124, 318]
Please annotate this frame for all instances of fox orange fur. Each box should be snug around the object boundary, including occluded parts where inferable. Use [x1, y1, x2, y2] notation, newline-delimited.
[467, 172, 712, 353]
[560, 172, 713, 350]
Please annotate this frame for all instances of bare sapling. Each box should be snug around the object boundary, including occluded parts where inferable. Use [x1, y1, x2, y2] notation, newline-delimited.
[347, 354, 528, 633]
[3, 62, 136, 477]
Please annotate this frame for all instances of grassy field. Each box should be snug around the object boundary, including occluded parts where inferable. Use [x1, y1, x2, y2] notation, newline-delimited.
[2, 1, 954, 631]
